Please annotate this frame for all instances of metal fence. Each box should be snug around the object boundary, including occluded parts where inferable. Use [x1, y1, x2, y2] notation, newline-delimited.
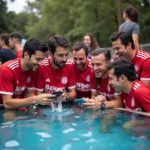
[140, 43, 150, 52]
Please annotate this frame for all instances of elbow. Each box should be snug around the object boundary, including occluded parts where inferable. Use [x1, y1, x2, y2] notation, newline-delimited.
[3, 102, 14, 110]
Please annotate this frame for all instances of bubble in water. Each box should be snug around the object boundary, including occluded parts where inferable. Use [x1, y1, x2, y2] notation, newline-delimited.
[81, 131, 92, 137]
[62, 144, 72, 150]
[36, 132, 52, 138]
[63, 128, 75, 134]
[86, 138, 97, 143]
[5, 140, 19, 147]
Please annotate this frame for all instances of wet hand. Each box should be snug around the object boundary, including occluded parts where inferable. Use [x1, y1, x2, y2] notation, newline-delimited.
[83, 99, 100, 109]
[95, 95, 106, 102]
[35, 93, 56, 105]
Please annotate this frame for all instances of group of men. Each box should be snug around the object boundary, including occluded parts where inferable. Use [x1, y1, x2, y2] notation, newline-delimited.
[0, 31, 150, 114]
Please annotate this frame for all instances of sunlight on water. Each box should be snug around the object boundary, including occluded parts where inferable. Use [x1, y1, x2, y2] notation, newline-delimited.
[0, 107, 150, 150]
[62, 144, 72, 150]
[5, 140, 19, 148]
[81, 131, 92, 137]
[63, 128, 75, 134]
[36, 132, 52, 138]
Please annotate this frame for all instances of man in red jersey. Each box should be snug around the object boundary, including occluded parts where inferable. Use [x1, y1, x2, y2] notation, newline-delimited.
[108, 59, 150, 113]
[110, 31, 150, 86]
[0, 39, 54, 109]
[35, 35, 76, 100]
[9, 32, 23, 58]
[83, 48, 122, 109]
[72, 42, 91, 98]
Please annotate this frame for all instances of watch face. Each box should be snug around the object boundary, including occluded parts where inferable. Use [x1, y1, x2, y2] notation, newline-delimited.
[101, 102, 105, 109]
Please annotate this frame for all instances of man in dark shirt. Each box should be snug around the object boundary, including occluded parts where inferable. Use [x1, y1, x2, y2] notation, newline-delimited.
[0, 33, 16, 66]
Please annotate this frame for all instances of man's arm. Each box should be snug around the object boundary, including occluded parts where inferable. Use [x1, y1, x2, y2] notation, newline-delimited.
[67, 87, 76, 100]
[132, 34, 140, 50]
[2, 93, 54, 109]
[104, 95, 123, 108]
[91, 90, 98, 99]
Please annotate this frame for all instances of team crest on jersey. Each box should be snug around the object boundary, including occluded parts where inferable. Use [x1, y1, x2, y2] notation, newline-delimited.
[86, 75, 90, 82]
[61, 76, 68, 84]
[27, 76, 31, 83]
[134, 65, 139, 72]
[107, 85, 111, 92]
[131, 98, 135, 107]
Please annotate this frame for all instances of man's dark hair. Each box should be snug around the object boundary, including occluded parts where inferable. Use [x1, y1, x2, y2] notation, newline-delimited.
[110, 31, 135, 49]
[22, 38, 48, 58]
[72, 42, 88, 56]
[48, 35, 69, 55]
[9, 32, 22, 43]
[91, 48, 111, 61]
[0, 33, 9, 46]
[108, 59, 137, 81]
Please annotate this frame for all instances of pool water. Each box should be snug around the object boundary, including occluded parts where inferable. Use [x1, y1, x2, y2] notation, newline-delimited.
[0, 105, 150, 150]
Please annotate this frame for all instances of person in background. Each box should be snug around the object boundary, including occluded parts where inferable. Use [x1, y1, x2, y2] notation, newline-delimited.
[110, 31, 150, 86]
[9, 32, 23, 58]
[0, 33, 16, 67]
[83, 33, 99, 59]
[72, 42, 91, 98]
[83, 48, 122, 109]
[35, 35, 76, 101]
[119, 6, 140, 50]
[108, 59, 150, 113]
[0, 38, 54, 110]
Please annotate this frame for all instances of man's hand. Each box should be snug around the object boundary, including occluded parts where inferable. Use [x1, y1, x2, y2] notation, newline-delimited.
[34, 93, 56, 105]
[95, 95, 106, 102]
[83, 98, 100, 109]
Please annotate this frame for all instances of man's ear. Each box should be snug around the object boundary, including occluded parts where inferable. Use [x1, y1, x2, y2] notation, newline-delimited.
[48, 50, 53, 57]
[24, 51, 29, 57]
[127, 42, 132, 49]
[119, 74, 127, 83]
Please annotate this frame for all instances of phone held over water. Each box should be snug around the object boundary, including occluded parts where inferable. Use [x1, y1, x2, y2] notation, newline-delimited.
[52, 91, 63, 97]
[74, 98, 86, 104]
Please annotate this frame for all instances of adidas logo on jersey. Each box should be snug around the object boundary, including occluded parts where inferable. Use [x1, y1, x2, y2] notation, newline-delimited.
[45, 78, 50, 82]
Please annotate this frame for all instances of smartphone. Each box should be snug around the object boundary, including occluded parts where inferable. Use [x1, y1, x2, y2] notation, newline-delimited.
[52, 91, 63, 97]
[74, 98, 86, 104]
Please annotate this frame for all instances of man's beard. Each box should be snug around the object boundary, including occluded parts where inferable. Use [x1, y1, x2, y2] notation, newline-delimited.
[76, 62, 86, 70]
[53, 58, 66, 69]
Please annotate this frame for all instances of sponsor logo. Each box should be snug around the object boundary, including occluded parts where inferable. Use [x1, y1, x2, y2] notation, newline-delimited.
[14, 86, 26, 95]
[45, 84, 57, 93]
[61, 76, 68, 84]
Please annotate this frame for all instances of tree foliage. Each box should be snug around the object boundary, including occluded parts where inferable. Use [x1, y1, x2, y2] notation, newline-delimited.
[1, 0, 150, 46]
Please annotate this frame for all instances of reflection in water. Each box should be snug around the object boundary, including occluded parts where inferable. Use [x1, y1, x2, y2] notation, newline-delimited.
[0, 106, 150, 150]
[99, 109, 118, 133]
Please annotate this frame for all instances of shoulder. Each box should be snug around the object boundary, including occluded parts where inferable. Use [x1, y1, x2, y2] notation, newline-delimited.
[41, 58, 50, 66]
[136, 51, 150, 61]
[133, 81, 149, 95]
[66, 59, 73, 65]
[1, 59, 20, 71]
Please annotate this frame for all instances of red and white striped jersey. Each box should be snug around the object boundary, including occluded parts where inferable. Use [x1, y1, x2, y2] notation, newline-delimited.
[35, 58, 76, 94]
[0, 59, 35, 104]
[90, 71, 117, 101]
[132, 50, 150, 80]
[71, 60, 92, 98]
[122, 80, 150, 112]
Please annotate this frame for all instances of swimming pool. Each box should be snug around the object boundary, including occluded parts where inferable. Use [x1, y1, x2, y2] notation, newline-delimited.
[0, 105, 150, 150]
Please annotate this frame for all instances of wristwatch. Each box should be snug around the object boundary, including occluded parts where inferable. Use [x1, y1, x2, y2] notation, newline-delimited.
[100, 102, 105, 110]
